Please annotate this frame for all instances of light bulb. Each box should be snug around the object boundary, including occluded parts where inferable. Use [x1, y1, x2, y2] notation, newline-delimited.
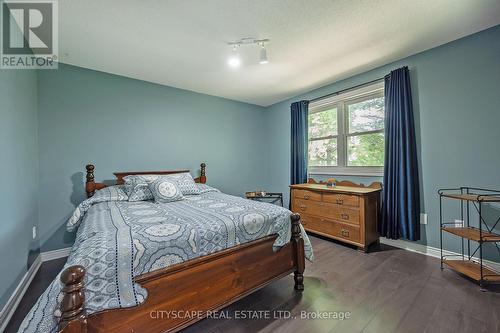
[259, 45, 268, 64]
[228, 55, 240, 67]
[228, 46, 241, 68]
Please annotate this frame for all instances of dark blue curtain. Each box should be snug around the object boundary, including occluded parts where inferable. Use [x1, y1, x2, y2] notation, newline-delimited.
[381, 66, 420, 240]
[290, 100, 309, 185]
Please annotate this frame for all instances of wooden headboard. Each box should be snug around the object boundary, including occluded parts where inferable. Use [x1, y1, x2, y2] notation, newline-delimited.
[85, 162, 207, 198]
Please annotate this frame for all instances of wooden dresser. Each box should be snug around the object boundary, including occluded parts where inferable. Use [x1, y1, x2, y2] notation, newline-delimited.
[290, 181, 381, 252]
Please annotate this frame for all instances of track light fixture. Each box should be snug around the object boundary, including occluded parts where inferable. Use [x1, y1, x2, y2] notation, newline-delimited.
[259, 42, 268, 64]
[227, 38, 269, 67]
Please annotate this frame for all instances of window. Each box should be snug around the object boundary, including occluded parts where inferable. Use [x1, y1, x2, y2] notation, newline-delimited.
[308, 82, 384, 176]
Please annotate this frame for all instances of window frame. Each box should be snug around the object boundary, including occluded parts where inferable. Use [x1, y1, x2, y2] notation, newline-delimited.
[308, 81, 385, 176]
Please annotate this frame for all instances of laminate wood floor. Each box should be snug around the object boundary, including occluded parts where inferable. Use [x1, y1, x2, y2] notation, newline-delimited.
[5, 236, 500, 333]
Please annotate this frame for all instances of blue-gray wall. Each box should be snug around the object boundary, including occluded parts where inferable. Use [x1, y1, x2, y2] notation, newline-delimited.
[0, 69, 39, 309]
[37, 64, 267, 251]
[264, 25, 500, 260]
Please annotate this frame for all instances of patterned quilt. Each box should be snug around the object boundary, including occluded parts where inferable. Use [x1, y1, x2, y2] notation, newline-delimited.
[18, 185, 313, 333]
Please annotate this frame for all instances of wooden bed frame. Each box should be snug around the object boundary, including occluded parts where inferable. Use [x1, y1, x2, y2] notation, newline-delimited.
[58, 163, 305, 333]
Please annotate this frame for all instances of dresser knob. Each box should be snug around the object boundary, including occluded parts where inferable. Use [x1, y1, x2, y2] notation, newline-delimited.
[336, 198, 344, 204]
[341, 213, 349, 220]
[304, 195, 310, 200]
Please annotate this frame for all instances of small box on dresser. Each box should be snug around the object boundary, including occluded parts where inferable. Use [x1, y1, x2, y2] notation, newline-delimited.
[290, 181, 382, 252]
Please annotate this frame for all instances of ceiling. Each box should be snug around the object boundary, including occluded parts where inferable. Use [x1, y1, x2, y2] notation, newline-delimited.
[58, 0, 500, 106]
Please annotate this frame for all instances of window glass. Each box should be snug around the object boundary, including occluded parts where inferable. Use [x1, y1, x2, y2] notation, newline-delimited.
[347, 96, 384, 133]
[308, 108, 337, 139]
[308, 138, 338, 167]
[347, 132, 384, 166]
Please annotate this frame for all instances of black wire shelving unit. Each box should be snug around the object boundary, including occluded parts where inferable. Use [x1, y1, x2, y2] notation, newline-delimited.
[438, 187, 500, 289]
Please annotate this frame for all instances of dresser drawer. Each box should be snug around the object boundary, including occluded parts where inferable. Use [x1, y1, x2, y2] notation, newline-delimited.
[322, 193, 359, 207]
[329, 207, 360, 224]
[300, 214, 333, 235]
[292, 189, 322, 201]
[300, 214, 360, 243]
[293, 199, 360, 224]
[332, 221, 361, 243]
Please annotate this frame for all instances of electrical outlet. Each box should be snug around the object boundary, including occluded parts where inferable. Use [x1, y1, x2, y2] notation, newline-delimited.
[32, 226, 37, 239]
[454, 219, 464, 228]
[420, 213, 427, 225]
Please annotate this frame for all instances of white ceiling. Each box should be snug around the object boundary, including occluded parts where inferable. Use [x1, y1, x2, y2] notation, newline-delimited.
[58, 0, 500, 106]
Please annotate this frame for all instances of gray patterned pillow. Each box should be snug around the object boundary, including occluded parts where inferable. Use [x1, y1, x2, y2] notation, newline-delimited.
[195, 183, 220, 194]
[124, 175, 159, 201]
[124, 173, 199, 201]
[148, 178, 184, 203]
[164, 173, 199, 195]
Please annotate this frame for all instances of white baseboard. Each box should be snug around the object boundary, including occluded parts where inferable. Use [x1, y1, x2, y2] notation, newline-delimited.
[0, 247, 70, 332]
[40, 247, 71, 262]
[380, 237, 500, 272]
[0, 256, 41, 333]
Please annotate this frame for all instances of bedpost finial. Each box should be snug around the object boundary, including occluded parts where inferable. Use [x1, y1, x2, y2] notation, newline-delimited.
[59, 265, 87, 331]
[86, 165, 95, 181]
[85, 164, 96, 198]
[199, 163, 207, 184]
[61, 265, 86, 286]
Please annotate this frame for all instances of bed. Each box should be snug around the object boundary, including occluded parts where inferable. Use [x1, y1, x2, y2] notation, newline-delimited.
[19, 163, 313, 333]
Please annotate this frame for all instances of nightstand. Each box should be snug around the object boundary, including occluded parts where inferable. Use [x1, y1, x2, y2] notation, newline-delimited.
[246, 192, 284, 207]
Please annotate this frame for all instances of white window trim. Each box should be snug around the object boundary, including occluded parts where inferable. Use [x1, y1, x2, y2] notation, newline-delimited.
[308, 81, 384, 177]
[309, 81, 384, 109]
[309, 166, 384, 177]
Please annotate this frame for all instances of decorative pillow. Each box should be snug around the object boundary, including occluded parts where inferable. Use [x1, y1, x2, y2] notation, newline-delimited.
[195, 183, 220, 194]
[124, 173, 199, 201]
[148, 178, 184, 203]
[124, 175, 159, 202]
[164, 173, 199, 195]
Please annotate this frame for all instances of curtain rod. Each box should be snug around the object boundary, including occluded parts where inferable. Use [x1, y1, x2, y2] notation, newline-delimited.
[309, 77, 385, 103]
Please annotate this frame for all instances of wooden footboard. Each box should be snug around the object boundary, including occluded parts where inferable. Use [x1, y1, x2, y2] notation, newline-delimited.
[58, 214, 305, 333]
